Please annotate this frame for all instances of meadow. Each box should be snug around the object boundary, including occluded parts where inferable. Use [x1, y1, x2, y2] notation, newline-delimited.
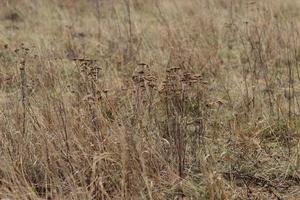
[1, 0, 300, 199]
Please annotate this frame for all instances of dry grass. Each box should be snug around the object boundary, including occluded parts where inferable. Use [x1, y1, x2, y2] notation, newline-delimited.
[1, 0, 300, 199]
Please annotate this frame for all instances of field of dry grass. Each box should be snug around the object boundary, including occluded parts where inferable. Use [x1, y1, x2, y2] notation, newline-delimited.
[1, 0, 300, 199]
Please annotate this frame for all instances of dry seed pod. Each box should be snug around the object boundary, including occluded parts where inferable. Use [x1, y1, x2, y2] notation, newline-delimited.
[194, 74, 202, 78]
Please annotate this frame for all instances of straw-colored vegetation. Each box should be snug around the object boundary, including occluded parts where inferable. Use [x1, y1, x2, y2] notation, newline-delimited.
[1, 0, 300, 199]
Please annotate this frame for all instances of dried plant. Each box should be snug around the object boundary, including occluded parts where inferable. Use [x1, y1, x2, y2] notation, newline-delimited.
[1, 1, 300, 200]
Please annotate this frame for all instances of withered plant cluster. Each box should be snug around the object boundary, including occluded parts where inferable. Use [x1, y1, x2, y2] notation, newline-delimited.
[1, 0, 300, 199]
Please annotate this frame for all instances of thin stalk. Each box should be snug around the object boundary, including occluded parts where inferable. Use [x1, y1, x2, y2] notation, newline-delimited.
[20, 59, 27, 137]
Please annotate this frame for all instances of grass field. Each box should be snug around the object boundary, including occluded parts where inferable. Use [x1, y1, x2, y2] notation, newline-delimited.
[1, 0, 300, 199]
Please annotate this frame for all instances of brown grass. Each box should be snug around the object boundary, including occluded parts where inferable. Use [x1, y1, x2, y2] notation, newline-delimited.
[1, 0, 300, 199]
